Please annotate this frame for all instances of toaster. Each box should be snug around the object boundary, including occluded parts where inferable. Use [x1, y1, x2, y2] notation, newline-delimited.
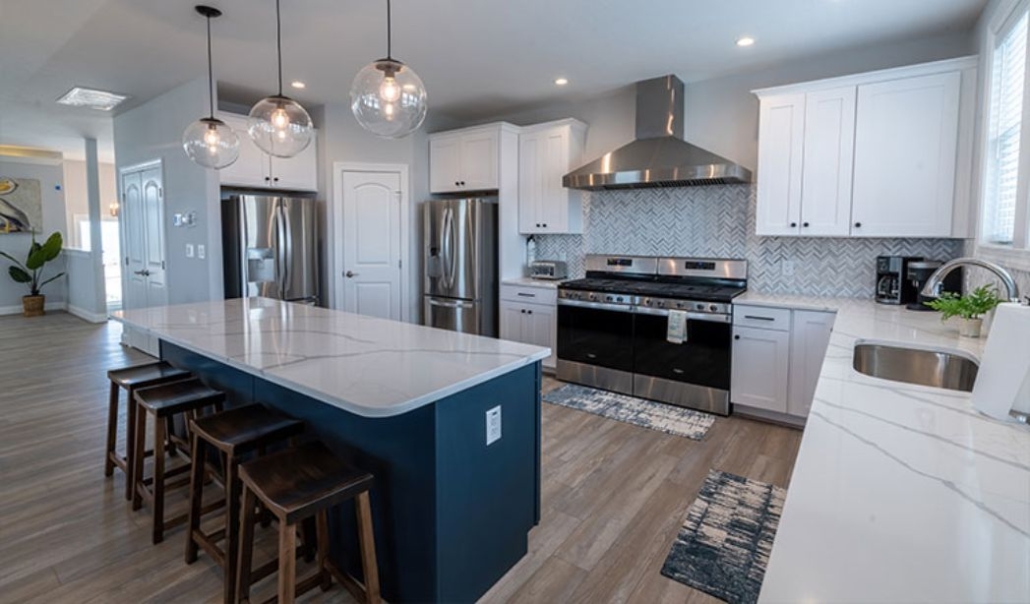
[529, 260, 568, 280]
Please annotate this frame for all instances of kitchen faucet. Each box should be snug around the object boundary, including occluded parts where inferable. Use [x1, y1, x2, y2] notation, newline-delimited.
[920, 257, 1021, 302]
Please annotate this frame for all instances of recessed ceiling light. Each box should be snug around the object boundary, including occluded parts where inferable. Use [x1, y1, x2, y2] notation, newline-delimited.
[736, 36, 755, 47]
[555, 77, 569, 86]
[56, 86, 128, 111]
[291, 81, 306, 89]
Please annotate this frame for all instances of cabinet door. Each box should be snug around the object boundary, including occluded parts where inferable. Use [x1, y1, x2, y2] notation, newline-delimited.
[518, 131, 544, 234]
[851, 72, 960, 237]
[500, 302, 524, 342]
[430, 135, 463, 193]
[270, 131, 318, 191]
[756, 94, 805, 236]
[788, 311, 835, 418]
[731, 326, 790, 412]
[524, 303, 556, 369]
[460, 130, 499, 190]
[219, 113, 270, 188]
[540, 128, 570, 233]
[801, 87, 856, 236]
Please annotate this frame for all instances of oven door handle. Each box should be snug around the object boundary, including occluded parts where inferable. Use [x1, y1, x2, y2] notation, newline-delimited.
[633, 307, 732, 323]
[557, 299, 635, 313]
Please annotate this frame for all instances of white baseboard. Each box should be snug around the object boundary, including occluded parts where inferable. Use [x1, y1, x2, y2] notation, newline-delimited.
[0, 301, 67, 316]
[66, 305, 109, 324]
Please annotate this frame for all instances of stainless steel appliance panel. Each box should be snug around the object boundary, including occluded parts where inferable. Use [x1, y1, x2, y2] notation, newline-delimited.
[633, 374, 729, 415]
[278, 197, 319, 303]
[424, 296, 483, 335]
[556, 360, 635, 397]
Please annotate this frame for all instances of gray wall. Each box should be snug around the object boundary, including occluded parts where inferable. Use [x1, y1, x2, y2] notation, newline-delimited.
[0, 158, 68, 310]
[65, 249, 101, 317]
[62, 159, 118, 251]
[113, 77, 222, 305]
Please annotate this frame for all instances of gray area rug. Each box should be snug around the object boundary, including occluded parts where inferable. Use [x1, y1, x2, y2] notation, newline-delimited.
[542, 384, 715, 440]
[660, 470, 786, 604]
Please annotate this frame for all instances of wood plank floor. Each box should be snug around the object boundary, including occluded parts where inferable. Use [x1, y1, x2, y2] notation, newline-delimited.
[0, 313, 803, 603]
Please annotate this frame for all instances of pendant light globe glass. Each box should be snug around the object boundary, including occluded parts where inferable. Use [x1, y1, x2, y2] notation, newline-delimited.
[183, 117, 240, 169]
[247, 94, 313, 158]
[350, 59, 427, 139]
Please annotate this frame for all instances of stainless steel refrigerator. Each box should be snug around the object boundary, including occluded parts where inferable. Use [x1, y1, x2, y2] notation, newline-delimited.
[423, 198, 498, 336]
[222, 193, 319, 304]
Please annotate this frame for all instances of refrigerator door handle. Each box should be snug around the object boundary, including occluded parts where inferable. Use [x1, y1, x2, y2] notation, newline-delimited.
[428, 297, 474, 309]
[441, 206, 454, 290]
[279, 201, 292, 300]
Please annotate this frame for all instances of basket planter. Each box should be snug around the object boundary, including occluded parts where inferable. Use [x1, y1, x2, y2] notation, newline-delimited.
[22, 294, 45, 317]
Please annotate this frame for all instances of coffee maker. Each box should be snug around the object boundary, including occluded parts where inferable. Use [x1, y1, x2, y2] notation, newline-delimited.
[906, 260, 963, 311]
[875, 256, 922, 305]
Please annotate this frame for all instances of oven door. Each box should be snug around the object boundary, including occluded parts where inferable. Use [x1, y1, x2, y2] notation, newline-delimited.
[557, 299, 635, 394]
[632, 307, 732, 414]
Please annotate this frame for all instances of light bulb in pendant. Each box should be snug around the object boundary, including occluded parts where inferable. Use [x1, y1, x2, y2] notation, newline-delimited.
[379, 76, 401, 103]
[383, 102, 396, 119]
[271, 106, 290, 129]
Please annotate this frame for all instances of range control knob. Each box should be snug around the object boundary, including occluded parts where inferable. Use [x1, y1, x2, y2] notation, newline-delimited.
[675, 301, 685, 309]
[657, 300, 666, 308]
[695, 303, 705, 311]
[709, 304, 719, 312]
[615, 296, 624, 303]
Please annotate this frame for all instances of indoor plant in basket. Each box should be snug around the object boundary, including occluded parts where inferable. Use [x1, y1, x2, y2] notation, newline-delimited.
[926, 285, 1001, 338]
[0, 232, 64, 317]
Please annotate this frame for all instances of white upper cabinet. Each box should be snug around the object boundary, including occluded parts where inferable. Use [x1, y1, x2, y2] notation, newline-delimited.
[218, 112, 318, 192]
[518, 119, 587, 234]
[851, 72, 960, 237]
[429, 127, 500, 193]
[753, 57, 976, 239]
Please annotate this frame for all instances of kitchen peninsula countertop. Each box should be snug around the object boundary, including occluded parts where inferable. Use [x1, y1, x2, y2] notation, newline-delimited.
[113, 297, 549, 418]
[737, 293, 1030, 603]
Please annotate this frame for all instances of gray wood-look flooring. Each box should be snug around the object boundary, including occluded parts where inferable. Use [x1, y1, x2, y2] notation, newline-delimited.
[0, 313, 802, 603]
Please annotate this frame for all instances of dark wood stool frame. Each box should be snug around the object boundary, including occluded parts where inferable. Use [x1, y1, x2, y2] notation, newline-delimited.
[185, 404, 305, 604]
[104, 362, 192, 500]
[236, 442, 381, 604]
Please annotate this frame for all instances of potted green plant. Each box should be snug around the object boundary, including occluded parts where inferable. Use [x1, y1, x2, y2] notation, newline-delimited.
[0, 232, 64, 317]
[925, 285, 1002, 337]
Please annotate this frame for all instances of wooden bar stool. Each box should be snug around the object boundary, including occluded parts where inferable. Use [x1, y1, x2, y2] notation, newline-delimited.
[105, 362, 192, 500]
[185, 404, 305, 604]
[236, 441, 381, 604]
[132, 378, 225, 544]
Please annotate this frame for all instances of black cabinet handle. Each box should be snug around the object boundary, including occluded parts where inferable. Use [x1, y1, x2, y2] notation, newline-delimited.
[734, 335, 741, 340]
[744, 315, 776, 321]
[790, 222, 797, 228]
[854, 222, 862, 228]
[273, 177, 279, 182]
[802, 222, 810, 227]
[517, 292, 536, 298]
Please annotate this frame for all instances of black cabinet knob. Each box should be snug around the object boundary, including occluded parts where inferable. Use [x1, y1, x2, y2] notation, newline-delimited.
[790, 222, 797, 228]
[542, 223, 547, 228]
[854, 222, 862, 228]
[528, 310, 533, 315]
[264, 176, 271, 182]
[273, 177, 279, 182]
[734, 335, 741, 340]
[455, 181, 460, 186]
[460, 181, 466, 186]
[802, 222, 810, 228]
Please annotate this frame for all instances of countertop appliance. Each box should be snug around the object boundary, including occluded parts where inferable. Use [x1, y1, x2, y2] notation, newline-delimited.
[529, 260, 567, 280]
[876, 255, 922, 305]
[556, 255, 747, 415]
[907, 260, 963, 311]
[563, 75, 752, 189]
[222, 193, 319, 304]
[423, 198, 498, 337]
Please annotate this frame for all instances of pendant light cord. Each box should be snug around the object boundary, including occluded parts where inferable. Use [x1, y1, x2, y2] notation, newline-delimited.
[206, 13, 215, 118]
[386, 0, 392, 59]
[276, 0, 284, 95]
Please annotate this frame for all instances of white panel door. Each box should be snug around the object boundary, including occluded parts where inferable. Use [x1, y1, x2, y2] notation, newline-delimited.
[756, 94, 806, 236]
[801, 87, 856, 236]
[341, 170, 402, 320]
[460, 130, 499, 191]
[429, 135, 462, 193]
[851, 72, 960, 237]
[731, 326, 790, 412]
[139, 167, 167, 307]
[787, 310, 835, 418]
[121, 170, 146, 311]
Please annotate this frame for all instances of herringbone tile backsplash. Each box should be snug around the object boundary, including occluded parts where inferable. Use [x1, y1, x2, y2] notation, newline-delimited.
[535, 185, 967, 299]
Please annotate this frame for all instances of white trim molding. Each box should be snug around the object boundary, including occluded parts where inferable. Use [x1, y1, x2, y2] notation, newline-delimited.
[66, 305, 109, 324]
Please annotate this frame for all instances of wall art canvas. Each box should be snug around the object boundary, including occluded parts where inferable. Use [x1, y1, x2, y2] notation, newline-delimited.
[0, 177, 43, 234]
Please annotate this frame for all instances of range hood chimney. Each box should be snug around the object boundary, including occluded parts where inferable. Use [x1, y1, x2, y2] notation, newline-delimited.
[563, 75, 752, 190]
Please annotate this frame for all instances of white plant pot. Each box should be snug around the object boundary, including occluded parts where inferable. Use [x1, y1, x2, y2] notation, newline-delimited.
[957, 317, 983, 338]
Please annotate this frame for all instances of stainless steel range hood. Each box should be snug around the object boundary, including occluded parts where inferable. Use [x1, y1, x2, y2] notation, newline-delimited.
[563, 75, 752, 190]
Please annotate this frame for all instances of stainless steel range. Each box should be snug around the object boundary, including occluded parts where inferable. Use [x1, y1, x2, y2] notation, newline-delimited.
[556, 255, 747, 416]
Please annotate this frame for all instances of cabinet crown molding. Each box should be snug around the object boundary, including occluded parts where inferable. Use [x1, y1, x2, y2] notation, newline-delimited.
[752, 55, 978, 98]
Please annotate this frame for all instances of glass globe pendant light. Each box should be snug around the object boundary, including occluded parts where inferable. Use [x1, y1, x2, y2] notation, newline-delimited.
[350, 0, 428, 139]
[248, 0, 313, 158]
[182, 5, 240, 170]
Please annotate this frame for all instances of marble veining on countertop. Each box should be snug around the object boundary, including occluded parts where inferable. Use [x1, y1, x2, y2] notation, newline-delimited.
[113, 298, 549, 418]
[756, 296, 1030, 603]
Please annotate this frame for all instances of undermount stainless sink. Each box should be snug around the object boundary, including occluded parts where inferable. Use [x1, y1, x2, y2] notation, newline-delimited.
[852, 342, 980, 392]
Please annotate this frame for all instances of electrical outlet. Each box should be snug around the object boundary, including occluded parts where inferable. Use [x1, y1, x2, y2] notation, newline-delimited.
[197, 244, 206, 260]
[781, 260, 795, 277]
[486, 406, 501, 445]
[185, 243, 194, 258]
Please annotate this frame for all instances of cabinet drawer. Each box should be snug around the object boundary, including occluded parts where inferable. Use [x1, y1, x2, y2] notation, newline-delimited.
[500, 284, 557, 306]
[732, 305, 791, 331]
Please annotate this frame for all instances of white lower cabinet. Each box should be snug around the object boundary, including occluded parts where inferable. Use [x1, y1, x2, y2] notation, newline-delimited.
[731, 304, 835, 419]
[499, 293, 556, 369]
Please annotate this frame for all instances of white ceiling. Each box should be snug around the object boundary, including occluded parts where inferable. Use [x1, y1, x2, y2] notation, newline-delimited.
[0, 0, 987, 163]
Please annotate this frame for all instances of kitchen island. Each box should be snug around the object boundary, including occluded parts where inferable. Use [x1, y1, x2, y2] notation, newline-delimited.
[114, 297, 549, 603]
[736, 294, 1030, 603]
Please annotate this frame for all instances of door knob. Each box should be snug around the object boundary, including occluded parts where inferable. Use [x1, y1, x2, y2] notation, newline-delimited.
[345, 271, 358, 278]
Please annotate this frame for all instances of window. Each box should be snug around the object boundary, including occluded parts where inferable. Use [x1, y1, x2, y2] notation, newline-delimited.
[984, 8, 1028, 245]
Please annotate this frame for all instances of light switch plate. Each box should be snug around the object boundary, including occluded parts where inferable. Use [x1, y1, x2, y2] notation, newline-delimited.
[486, 406, 501, 445]
[197, 244, 206, 260]
[185, 243, 194, 258]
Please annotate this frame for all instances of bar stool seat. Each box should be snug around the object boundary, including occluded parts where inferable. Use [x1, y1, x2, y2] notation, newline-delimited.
[132, 378, 225, 544]
[105, 362, 192, 500]
[236, 441, 380, 604]
[185, 404, 305, 604]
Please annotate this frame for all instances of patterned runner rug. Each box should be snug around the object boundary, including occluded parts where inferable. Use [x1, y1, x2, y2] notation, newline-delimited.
[542, 383, 715, 440]
[660, 470, 786, 604]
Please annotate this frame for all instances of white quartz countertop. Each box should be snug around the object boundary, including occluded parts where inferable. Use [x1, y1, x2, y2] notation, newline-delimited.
[501, 277, 564, 289]
[112, 297, 550, 418]
[753, 295, 1030, 603]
